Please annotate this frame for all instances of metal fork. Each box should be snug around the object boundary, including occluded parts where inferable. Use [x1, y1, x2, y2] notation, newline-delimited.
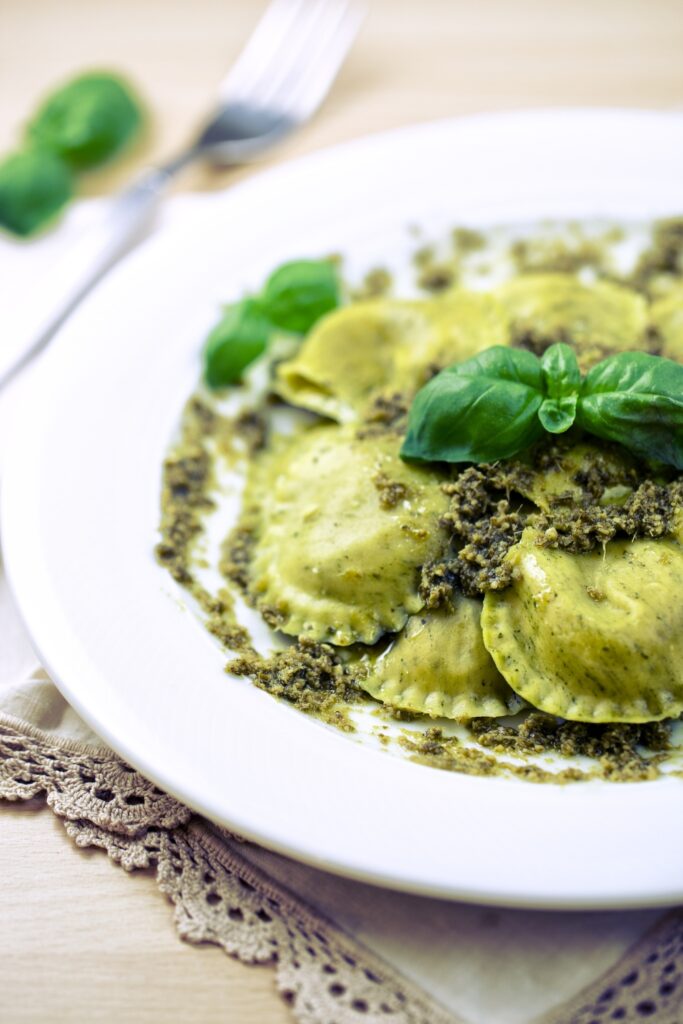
[2, 0, 363, 388]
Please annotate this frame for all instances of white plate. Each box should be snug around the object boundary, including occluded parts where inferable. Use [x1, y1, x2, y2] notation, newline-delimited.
[4, 110, 683, 909]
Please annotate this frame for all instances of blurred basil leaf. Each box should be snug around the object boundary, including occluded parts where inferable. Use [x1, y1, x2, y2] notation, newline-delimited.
[203, 299, 272, 388]
[261, 259, 339, 333]
[28, 72, 143, 170]
[0, 147, 73, 237]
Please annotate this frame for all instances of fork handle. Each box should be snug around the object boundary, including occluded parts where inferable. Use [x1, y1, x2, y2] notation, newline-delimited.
[0, 164, 180, 390]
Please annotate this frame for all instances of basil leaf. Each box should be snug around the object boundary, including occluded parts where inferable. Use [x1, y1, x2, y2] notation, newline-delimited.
[578, 351, 683, 468]
[27, 73, 143, 170]
[541, 342, 581, 398]
[538, 343, 580, 434]
[538, 394, 578, 433]
[203, 299, 272, 388]
[0, 147, 73, 237]
[261, 259, 339, 333]
[401, 346, 545, 463]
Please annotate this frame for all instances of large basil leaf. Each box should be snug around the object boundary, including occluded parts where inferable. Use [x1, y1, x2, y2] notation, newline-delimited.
[578, 351, 683, 468]
[401, 346, 545, 463]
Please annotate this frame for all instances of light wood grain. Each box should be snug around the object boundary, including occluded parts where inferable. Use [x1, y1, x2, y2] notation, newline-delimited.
[0, 803, 291, 1024]
[1, 0, 683, 1020]
[1, 0, 683, 198]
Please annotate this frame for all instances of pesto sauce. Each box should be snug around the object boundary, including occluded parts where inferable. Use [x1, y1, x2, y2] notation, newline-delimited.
[401, 717, 672, 784]
[156, 220, 683, 783]
[157, 390, 680, 782]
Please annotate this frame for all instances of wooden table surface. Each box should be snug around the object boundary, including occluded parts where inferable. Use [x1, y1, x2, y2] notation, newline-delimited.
[1, 1, 683, 1020]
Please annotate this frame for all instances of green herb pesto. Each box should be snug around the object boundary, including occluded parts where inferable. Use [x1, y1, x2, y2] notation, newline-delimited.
[471, 714, 671, 780]
[411, 227, 486, 295]
[629, 217, 683, 295]
[228, 639, 366, 731]
[156, 219, 683, 783]
[400, 719, 671, 784]
[417, 263, 457, 293]
[509, 232, 617, 277]
[452, 227, 486, 255]
[428, 442, 683, 601]
[154, 397, 252, 654]
[350, 267, 393, 301]
[156, 445, 214, 588]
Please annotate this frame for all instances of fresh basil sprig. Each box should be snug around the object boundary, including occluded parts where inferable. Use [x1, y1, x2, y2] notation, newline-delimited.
[0, 72, 144, 238]
[401, 343, 683, 470]
[203, 258, 340, 387]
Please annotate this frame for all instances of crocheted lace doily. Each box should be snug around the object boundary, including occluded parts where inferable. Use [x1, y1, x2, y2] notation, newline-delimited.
[1, 716, 681, 1024]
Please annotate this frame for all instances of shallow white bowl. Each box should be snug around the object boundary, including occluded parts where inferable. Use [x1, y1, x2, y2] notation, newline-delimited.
[4, 109, 683, 908]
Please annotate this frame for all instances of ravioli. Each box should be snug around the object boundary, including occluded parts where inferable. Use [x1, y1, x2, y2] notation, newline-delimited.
[394, 290, 510, 381]
[498, 273, 649, 370]
[650, 285, 683, 363]
[481, 515, 683, 722]
[247, 424, 450, 645]
[362, 601, 519, 719]
[274, 292, 508, 422]
[274, 301, 435, 422]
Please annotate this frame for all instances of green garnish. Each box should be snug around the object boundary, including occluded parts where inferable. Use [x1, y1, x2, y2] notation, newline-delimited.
[401, 344, 683, 470]
[578, 351, 683, 469]
[261, 259, 340, 333]
[0, 70, 145, 237]
[203, 299, 272, 387]
[27, 72, 143, 170]
[0, 147, 73, 237]
[401, 347, 545, 463]
[203, 259, 340, 388]
[538, 342, 581, 434]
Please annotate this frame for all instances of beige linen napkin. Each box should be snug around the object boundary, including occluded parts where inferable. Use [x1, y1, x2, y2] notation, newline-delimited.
[1, 200, 682, 1024]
